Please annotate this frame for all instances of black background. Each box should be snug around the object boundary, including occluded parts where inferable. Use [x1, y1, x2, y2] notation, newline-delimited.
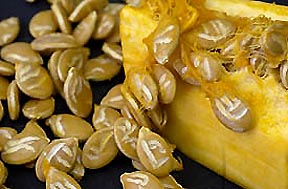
[0, 0, 287, 188]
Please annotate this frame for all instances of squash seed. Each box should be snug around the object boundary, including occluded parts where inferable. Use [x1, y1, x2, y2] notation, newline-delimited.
[57, 47, 90, 82]
[46, 114, 94, 142]
[146, 104, 167, 131]
[1, 120, 50, 165]
[0, 127, 17, 152]
[82, 128, 118, 169]
[61, 0, 82, 15]
[69, 0, 108, 22]
[47, 50, 65, 97]
[0, 77, 9, 100]
[102, 42, 123, 62]
[7, 80, 20, 121]
[29, 10, 58, 38]
[0, 17, 20, 46]
[0, 60, 15, 76]
[120, 171, 164, 189]
[0, 161, 7, 186]
[73, 11, 97, 46]
[35, 137, 78, 182]
[136, 127, 176, 177]
[151, 64, 176, 104]
[22, 97, 55, 120]
[127, 69, 158, 110]
[159, 175, 184, 189]
[92, 12, 115, 40]
[262, 30, 287, 58]
[84, 54, 121, 81]
[92, 104, 121, 130]
[46, 166, 81, 189]
[69, 148, 85, 181]
[100, 84, 125, 110]
[114, 117, 140, 160]
[212, 95, 253, 132]
[64, 68, 93, 118]
[15, 62, 54, 99]
[1, 42, 43, 65]
[51, 1, 72, 34]
[132, 160, 147, 171]
[31, 33, 79, 54]
[0, 101, 4, 122]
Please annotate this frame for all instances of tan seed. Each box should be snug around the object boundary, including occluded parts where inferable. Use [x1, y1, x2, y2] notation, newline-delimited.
[51, 1, 72, 34]
[69, 148, 85, 181]
[64, 68, 93, 118]
[84, 54, 121, 81]
[15, 63, 54, 99]
[29, 10, 58, 38]
[151, 64, 176, 104]
[82, 128, 118, 169]
[100, 84, 125, 110]
[31, 33, 79, 54]
[0, 127, 17, 152]
[136, 127, 176, 177]
[46, 167, 81, 189]
[102, 42, 123, 62]
[57, 47, 90, 82]
[0, 77, 9, 100]
[120, 171, 164, 189]
[92, 12, 115, 40]
[46, 114, 94, 141]
[114, 117, 140, 160]
[0, 17, 20, 46]
[7, 80, 20, 121]
[0, 60, 15, 76]
[35, 137, 78, 182]
[92, 104, 121, 130]
[1, 42, 43, 65]
[69, 0, 108, 22]
[73, 11, 97, 46]
[159, 175, 184, 189]
[61, 0, 82, 14]
[22, 97, 55, 120]
[120, 104, 134, 120]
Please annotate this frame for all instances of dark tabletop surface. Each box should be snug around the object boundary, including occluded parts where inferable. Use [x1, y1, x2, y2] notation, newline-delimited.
[0, 0, 287, 188]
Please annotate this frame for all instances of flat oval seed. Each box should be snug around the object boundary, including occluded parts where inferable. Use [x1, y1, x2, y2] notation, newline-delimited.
[82, 128, 118, 169]
[92, 104, 121, 130]
[29, 10, 58, 38]
[159, 175, 184, 189]
[0, 17, 20, 46]
[137, 127, 175, 177]
[64, 68, 93, 118]
[212, 95, 253, 132]
[151, 64, 176, 104]
[0, 60, 15, 76]
[84, 54, 121, 81]
[262, 31, 287, 57]
[0, 161, 7, 186]
[22, 97, 55, 120]
[92, 12, 115, 40]
[46, 114, 94, 142]
[100, 84, 125, 110]
[46, 167, 81, 189]
[69, 148, 85, 181]
[1, 120, 50, 165]
[47, 51, 65, 97]
[114, 117, 140, 160]
[102, 42, 123, 62]
[127, 69, 158, 110]
[69, 0, 108, 22]
[152, 17, 180, 64]
[57, 47, 90, 82]
[31, 33, 79, 54]
[73, 11, 97, 46]
[7, 80, 20, 121]
[35, 137, 78, 181]
[61, 0, 82, 14]
[1, 42, 43, 65]
[51, 1, 72, 34]
[0, 127, 17, 152]
[15, 63, 54, 99]
[120, 171, 164, 189]
[0, 77, 9, 100]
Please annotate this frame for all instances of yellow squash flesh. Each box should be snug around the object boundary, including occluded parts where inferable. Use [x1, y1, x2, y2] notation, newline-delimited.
[120, 1, 288, 188]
